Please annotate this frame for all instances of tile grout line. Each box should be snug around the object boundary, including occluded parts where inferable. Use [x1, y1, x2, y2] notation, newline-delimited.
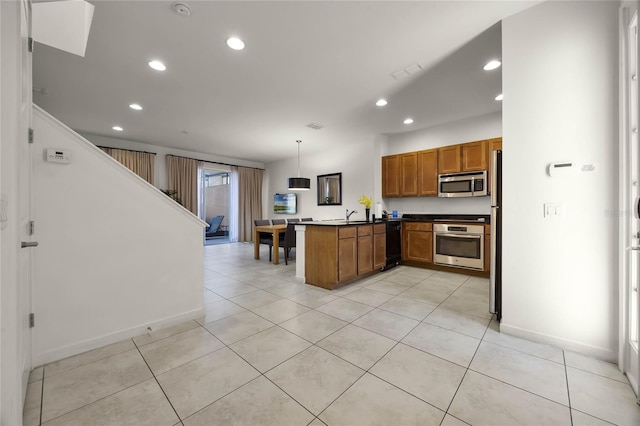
[564, 350, 574, 425]
[131, 338, 183, 423]
[38, 342, 156, 424]
[437, 312, 493, 424]
[38, 371, 44, 426]
[196, 319, 319, 422]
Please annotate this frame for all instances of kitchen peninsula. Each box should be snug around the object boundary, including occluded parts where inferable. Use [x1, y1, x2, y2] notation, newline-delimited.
[298, 214, 491, 290]
[303, 221, 386, 290]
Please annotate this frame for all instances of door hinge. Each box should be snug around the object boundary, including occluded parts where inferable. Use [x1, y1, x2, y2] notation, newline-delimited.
[28, 128, 34, 144]
[29, 313, 35, 328]
[28, 37, 34, 53]
[29, 221, 34, 236]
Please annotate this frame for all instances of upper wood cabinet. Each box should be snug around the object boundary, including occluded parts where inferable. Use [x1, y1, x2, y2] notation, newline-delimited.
[486, 137, 503, 194]
[417, 149, 438, 196]
[382, 152, 418, 197]
[438, 145, 462, 174]
[487, 137, 502, 154]
[383, 137, 499, 199]
[462, 140, 487, 171]
[382, 155, 400, 197]
[400, 152, 418, 196]
[439, 140, 487, 173]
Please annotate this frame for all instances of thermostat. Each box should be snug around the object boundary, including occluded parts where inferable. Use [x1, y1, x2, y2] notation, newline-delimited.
[547, 161, 574, 177]
[45, 148, 71, 164]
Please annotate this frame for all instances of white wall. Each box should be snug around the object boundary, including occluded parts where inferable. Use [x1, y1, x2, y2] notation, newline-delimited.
[32, 107, 206, 366]
[1, 0, 31, 423]
[383, 111, 502, 215]
[264, 134, 385, 222]
[502, 1, 619, 360]
[81, 133, 264, 191]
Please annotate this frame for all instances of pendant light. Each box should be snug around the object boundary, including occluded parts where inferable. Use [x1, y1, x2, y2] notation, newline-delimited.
[288, 140, 310, 190]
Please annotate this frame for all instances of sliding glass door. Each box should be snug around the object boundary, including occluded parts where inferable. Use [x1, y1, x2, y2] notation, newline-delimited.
[199, 165, 231, 244]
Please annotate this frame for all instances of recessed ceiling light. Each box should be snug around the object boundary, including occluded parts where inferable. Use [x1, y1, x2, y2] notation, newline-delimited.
[376, 99, 388, 107]
[148, 60, 166, 71]
[403, 118, 414, 125]
[226, 37, 245, 50]
[129, 103, 143, 110]
[495, 93, 504, 101]
[483, 60, 501, 71]
[112, 126, 123, 132]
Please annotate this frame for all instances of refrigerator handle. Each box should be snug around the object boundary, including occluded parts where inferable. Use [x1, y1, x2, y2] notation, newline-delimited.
[489, 208, 497, 314]
[491, 150, 498, 205]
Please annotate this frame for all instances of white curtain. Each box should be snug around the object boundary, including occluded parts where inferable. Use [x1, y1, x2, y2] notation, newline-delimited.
[229, 166, 239, 243]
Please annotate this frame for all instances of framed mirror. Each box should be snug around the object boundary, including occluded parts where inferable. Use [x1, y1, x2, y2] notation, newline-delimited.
[317, 172, 342, 205]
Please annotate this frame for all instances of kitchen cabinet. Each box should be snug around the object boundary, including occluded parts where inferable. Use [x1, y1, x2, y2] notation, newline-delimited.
[382, 152, 418, 197]
[338, 227, 357, 283]
[402, 222, 433, 263]
[357, 226, 373, 275]
[382, 155, 400, 197]
[462, 140, 487, 171]
[439, 141, 487, 173]
[384, 137, 498, 199]
[486, 137, 502, 194]
[400, 152, 418, 196]
[373, 223, 386, 270]
[438, 145, 462, 174]
[305, 223, 381, 289]
[487, 137, 502, 154]
[417, 149, 438, 196]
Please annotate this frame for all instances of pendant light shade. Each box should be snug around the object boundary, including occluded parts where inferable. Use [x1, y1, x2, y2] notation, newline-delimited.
[288, 140, 310, 190]
[288, 177, 311, 190]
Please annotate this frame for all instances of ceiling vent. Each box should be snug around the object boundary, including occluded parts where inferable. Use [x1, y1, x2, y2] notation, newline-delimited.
[173, 2, 191, 16]
[306, 123, 325, 130]
[391, 63, 423, 80]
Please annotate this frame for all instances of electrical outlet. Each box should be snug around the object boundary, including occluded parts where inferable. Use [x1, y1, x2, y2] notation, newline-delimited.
[544, 203, 558, 217]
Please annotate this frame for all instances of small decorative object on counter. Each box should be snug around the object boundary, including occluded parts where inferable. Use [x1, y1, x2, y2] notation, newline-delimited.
[358, 195, 372, 222]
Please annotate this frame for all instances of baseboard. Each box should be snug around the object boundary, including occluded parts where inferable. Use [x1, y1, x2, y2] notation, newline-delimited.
[500, 322, 617, 363]
[33, 307, 204, 367]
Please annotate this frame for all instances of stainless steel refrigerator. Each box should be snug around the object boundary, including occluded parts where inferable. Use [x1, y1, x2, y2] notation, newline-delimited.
[490, 150, 502, 320]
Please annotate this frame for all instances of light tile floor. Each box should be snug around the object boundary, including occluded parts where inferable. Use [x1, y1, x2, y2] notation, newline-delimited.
[24, 242, 640, 425]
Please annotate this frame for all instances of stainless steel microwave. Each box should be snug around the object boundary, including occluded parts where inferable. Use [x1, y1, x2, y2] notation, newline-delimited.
[438, 171, 487, 197]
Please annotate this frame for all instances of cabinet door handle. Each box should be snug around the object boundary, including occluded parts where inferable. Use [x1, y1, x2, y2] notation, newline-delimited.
[21, 241, 38, 248]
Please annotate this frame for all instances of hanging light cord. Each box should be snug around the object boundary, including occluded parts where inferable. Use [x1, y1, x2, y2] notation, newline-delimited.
[296, 140, 302, 178]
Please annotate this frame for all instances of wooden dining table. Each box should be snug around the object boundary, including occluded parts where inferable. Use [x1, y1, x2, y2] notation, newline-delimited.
[254, 224, 288, 265]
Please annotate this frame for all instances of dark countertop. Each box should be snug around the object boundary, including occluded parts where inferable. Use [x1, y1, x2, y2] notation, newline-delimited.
[300, 214, 490, 226]
[400, 213, 490, 224]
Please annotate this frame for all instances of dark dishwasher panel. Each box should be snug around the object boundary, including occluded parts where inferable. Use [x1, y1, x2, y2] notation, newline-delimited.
[384, 220, 402, 270]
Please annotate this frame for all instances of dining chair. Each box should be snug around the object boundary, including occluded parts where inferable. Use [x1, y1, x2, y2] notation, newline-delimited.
[280, 223, 296, 265]
[301, 218, 313, 221]
[254, 219, 274, 261]
[287, 218, 300, 223]
[271, 219, 286, 225]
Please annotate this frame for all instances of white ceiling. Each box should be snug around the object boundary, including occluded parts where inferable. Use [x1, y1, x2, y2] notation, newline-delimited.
[32, 1, 539, 164]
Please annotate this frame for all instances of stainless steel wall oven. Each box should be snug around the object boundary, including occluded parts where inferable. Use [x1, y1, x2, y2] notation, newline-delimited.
[433, 223, 484, 270]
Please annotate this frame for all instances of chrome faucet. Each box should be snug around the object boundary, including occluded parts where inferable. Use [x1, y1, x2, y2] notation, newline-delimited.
[346, 209, 358, 223]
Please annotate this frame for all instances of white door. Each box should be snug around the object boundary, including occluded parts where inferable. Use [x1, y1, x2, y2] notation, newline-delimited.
[622, 6, 639, 400]
[18, 0, 34, 391]
[0, 0, 34, 421]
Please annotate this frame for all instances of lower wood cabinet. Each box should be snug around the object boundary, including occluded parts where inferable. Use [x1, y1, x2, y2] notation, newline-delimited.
[373, 223, 386, 270]
[306, 224, 382, 289]
[357, 226, 373, 275]
[401, 221, 491, 277]
[338, 240, 357, 283]
[402, 222, 433, 263]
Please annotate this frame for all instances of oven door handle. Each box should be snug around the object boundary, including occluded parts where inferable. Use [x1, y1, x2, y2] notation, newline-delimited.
[437, 233, 482, 239]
